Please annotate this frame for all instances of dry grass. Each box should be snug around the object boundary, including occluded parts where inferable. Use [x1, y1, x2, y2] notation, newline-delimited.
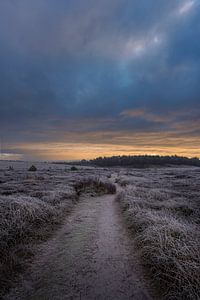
[116, 167, 200, 299]
[74, 177, 116, 196]
[0, 190, 78, 297]
[1, 161, 199, 299]
[0, 161, 114, 298]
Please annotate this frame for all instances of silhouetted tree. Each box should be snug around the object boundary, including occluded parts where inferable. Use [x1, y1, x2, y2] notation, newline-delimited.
[78, 155, 200, 168]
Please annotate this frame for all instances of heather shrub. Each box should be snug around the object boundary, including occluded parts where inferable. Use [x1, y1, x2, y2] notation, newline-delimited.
[71, 166, 78, 171]
[28, 165, 37, 172]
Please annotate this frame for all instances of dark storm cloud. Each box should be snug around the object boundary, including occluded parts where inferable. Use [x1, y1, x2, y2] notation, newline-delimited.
[0, 0, 200, 155]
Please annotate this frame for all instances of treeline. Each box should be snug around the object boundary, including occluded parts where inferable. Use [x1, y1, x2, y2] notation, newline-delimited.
[79, 155, 200, 167]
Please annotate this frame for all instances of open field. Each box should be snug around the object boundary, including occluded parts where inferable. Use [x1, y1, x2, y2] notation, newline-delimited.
[0, 161, 115, 298]
[116, 166, 200, 299]
[0, 160, 200, 299]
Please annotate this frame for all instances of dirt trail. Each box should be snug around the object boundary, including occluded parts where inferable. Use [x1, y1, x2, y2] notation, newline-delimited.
[6, 194, 152, 300]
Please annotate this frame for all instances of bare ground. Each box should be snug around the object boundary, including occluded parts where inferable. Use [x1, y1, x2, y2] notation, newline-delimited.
[5, 194, 152, 300]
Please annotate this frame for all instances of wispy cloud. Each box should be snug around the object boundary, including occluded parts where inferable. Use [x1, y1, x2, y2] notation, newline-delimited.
[178, 0, 196, 15]
[120, 108, 170, 123]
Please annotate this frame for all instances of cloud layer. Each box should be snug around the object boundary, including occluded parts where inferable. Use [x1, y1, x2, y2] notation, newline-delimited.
[0, 0, 200, 159]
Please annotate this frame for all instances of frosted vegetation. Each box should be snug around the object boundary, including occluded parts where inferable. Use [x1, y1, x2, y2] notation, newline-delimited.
[0, 161, 115, 297]
[0, 160, 199, 299]
[116, 167, 200, 299]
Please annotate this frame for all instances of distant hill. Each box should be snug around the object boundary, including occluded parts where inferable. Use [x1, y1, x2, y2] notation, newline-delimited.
[76, 155, 200, 167]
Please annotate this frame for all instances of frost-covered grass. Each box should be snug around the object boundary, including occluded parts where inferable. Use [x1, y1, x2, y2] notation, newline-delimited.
[1, 161, 199, 299]
[0, 161, 114, 297]
[116, 167, 200, 299]
[74, 177, 116, 196]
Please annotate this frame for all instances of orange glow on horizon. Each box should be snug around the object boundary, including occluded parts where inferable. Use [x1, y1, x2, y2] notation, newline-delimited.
[3, 139, 200, 161]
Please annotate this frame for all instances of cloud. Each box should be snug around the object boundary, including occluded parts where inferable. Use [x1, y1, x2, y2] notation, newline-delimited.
[0, 152, 23, 160]
[0, 0, 200, 159]
[178, 0, 196, 15]
[120, 108, 170, 123]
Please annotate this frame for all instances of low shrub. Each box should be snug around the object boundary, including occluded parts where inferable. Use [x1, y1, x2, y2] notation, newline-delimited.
[71, 166, 78, 171]
[74, 177, 116, 196]
[28, 165, 37, 172]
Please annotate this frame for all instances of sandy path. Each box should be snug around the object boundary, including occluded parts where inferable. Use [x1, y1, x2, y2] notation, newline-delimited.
[6, 195, 152, 300]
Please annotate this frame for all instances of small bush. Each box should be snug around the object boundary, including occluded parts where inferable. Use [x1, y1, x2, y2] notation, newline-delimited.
[28, 165, 37, 172]
[74, 178, 116, 196]
[71, 166, 78, 171]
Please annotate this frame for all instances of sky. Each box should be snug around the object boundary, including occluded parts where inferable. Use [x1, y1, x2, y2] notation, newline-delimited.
[0, 0, 200, 160]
